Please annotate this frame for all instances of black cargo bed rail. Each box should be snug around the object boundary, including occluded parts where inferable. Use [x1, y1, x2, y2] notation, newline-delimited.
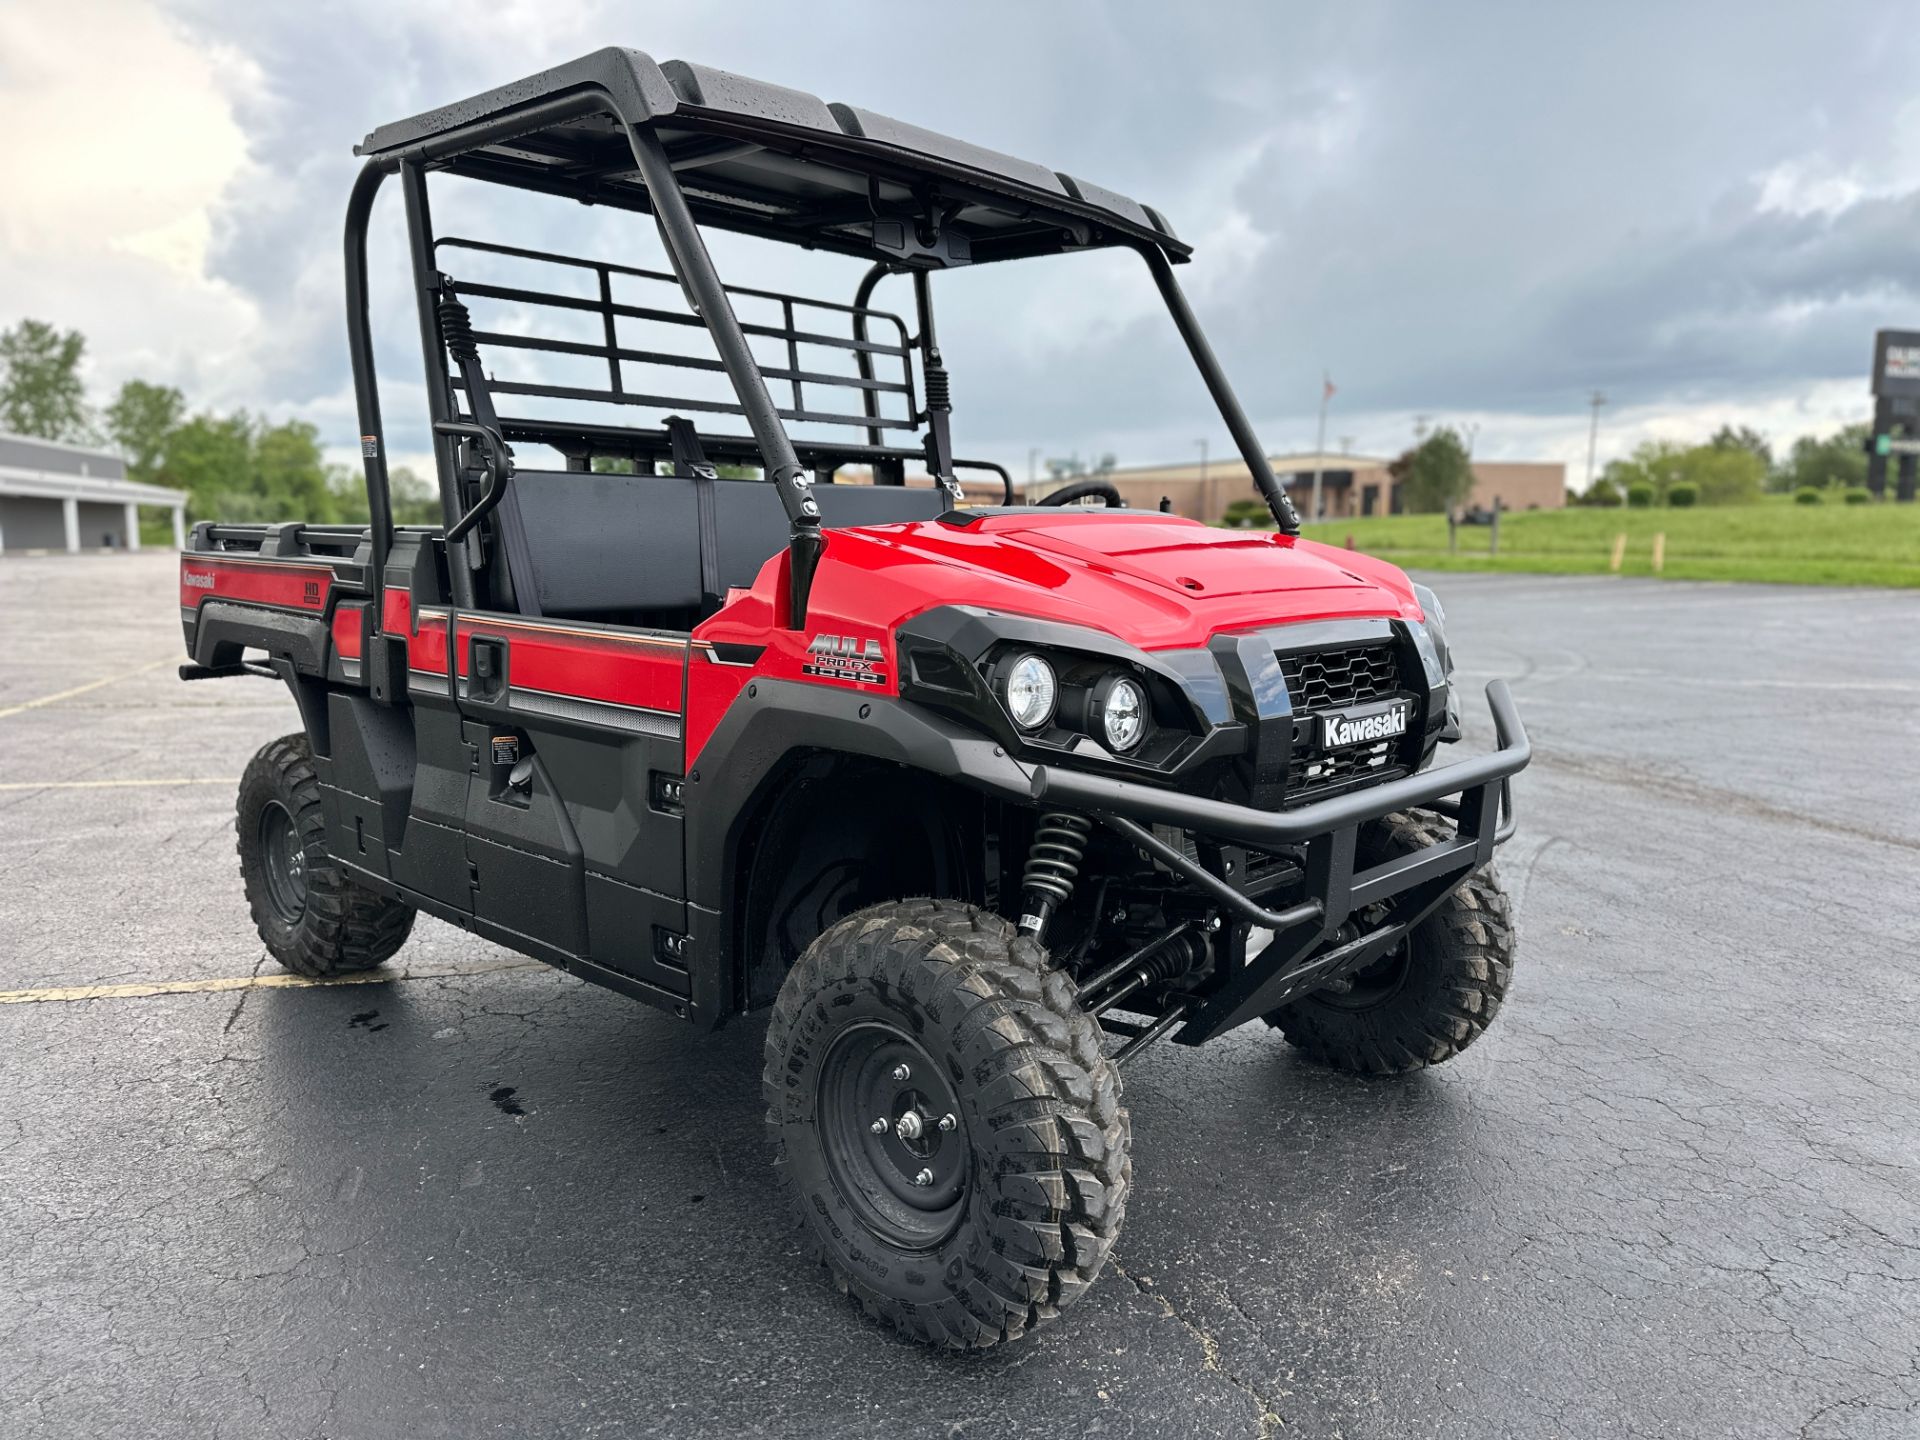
[189, 520, 440, 560]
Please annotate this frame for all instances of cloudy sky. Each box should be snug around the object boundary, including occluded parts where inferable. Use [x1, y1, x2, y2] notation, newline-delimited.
[5, 0, 1918, 484]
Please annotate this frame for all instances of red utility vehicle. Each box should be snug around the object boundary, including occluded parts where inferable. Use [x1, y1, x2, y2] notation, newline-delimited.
[180, 50, 1529, 1348]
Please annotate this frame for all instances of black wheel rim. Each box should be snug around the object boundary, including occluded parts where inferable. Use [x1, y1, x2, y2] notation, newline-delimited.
[1318, 931, 1414, 1011]
[816, 1023, 969, 1250]
[258, 800, 307, 925]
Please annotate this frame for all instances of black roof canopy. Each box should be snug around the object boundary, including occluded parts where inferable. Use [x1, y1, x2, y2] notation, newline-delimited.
[357, 48, 1188, 267]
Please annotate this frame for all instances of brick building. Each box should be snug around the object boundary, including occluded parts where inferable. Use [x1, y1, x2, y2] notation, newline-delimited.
[1068, 450, 1567, 521]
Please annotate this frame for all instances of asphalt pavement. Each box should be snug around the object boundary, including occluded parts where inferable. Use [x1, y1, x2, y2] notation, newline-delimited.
[1, 553, 1916, 1439]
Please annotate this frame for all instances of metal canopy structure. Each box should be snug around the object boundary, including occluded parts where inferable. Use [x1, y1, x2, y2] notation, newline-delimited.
[343, 48, 1297, 641]
[357, 49, 1187, 268]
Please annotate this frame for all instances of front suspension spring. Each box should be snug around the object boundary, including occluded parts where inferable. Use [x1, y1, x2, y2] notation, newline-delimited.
[1020, 811, 1092, 939]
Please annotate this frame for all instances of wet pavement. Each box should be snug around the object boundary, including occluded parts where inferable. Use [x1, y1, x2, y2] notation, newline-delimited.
[2, 553, 1916, 1438]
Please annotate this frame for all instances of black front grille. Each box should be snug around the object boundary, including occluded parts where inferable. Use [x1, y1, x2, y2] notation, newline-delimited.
[1285, 744, 1407, 806]
[1278, 644, 1400, 711]
[1280, 642, 1411, 808]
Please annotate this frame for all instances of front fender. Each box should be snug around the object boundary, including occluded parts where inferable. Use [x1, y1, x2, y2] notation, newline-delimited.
[681, 679, 1033, 1021]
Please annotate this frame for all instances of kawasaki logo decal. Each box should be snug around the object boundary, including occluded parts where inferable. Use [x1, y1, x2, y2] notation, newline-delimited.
[804, 633, 887, 686]
[1320, 699, 1413, 750]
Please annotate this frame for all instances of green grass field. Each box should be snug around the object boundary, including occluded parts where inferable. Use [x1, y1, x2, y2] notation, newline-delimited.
[1293, 496, 1920, 588]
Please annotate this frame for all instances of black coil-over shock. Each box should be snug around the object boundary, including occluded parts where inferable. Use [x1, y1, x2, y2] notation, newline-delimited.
[437, 294, 479, 363]
[1019, 812, 1092, 940]
[923, 360, 951, 413]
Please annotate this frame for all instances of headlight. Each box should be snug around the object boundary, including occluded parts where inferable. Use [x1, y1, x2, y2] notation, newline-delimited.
[1410, 582, 1454, 685]
[1094, 674, 1147, 751]
[1004, 653, 1057, 729]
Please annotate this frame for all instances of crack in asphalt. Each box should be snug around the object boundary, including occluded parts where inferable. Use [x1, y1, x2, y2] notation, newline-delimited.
[1108, 1258, 1286, 1438]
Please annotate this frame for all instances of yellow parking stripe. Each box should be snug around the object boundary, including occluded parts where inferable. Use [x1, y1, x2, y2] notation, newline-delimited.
[0, 658, 171, 720]
[0, 958, 545, 1005]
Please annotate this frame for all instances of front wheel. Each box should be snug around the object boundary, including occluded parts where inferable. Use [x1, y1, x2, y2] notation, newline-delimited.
[237, 734, 415, 978]
[1267, 811, 1516, 1074]
[763, 899, 1130, 1349]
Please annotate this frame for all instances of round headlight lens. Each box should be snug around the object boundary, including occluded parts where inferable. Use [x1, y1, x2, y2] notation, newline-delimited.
[1004, 654, 1057, 730]
[1099, 675, 1147, 751]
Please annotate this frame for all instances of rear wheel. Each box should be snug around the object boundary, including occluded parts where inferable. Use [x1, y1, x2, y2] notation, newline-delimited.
[1267, 811, 1515, 1074]
[237, 733, 414, 978]
[763, 898, 1130, 1348]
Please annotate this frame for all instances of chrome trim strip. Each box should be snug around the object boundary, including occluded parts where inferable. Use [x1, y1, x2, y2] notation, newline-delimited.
[507, 686, 681, 739]
[457, 613, 689, 649]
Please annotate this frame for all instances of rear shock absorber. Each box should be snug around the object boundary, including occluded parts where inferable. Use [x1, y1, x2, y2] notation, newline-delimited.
[1019, 812, 1092, 941]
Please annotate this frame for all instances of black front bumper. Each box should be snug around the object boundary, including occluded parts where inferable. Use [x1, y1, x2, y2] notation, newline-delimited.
[1028, 681, 1531, 1043]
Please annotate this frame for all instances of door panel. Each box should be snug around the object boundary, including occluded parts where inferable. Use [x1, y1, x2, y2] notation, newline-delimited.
[451, 612, 692, 975]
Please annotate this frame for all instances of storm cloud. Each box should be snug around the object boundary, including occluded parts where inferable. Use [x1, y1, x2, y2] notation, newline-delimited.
[11, 0, 1919, 472]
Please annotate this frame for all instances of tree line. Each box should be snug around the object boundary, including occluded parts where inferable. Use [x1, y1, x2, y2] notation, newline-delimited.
[0, 318, 441, 529]
[1569, 423, 1874, 508]
[1293, 417, 1876, 520]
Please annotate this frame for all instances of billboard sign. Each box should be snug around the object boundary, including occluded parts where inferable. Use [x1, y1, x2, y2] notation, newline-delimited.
[1871, 329, 1920, 398]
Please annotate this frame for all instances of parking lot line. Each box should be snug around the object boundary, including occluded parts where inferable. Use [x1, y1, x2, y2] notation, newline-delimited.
[0, 777, 237, 792]
[0, 657, 171, 720]
[0, 957, 545, 1005]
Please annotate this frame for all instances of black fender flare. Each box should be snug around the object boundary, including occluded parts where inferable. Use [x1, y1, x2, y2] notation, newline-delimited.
[681, 678, 1034, 1018]
[190, 600, 330, 675]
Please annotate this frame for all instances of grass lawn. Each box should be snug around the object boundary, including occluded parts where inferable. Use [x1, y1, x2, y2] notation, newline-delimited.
[1292, 495, 1920, 588]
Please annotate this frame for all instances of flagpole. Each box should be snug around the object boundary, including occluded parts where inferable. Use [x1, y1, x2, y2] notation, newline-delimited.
[1310, 372, 1332, 523]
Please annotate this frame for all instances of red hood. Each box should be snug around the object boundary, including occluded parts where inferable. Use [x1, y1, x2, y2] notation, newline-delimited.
[701, 510, 1423, 653]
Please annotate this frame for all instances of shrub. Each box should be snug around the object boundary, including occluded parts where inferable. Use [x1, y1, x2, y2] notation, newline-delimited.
[1578, 478, 1621, 507]
[1794, 486, 1823, 505]
[1842, 486, 1872, 505]
[1625, 481, 1655, 508]
[1666, 481, 1698, 507]
[1221, 497, 1269, 528]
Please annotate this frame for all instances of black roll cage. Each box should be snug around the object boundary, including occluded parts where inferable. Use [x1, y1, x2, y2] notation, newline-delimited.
[343, 78, 1299, 643]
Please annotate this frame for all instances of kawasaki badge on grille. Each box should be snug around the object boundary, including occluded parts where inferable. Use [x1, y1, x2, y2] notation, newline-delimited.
[1319, 697, 1414, 750]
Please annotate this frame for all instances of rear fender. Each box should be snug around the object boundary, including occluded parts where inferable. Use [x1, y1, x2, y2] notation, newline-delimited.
[190, 600, 329, 674]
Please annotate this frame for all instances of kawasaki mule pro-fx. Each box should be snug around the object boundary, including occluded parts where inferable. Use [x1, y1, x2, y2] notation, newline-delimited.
[178, 50, 1530, 1348]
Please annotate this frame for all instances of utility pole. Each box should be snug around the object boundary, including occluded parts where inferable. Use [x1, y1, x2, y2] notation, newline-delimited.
[1196, 437, 1208, 485]
[1585, 391, 1607, 494]
[1027, 446, 1039, 500]
[1310, 373, 1334, 523]
[1458, 421, 1481, 522]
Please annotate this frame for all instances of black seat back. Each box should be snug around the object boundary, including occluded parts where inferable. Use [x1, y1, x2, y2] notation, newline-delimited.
[493, 469, 704, 617]
[493, 469, 948, 620]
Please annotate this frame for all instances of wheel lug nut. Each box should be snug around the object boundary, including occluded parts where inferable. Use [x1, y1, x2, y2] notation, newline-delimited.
[869, 1117, 888, 1134]
[937, 1113, 956, 1132]
[891, 1063, 911, 1082]
[913, 1168, 935, 1187]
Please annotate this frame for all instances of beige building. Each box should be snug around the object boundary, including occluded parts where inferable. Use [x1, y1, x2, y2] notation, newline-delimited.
[1037, 451, 1567, 522]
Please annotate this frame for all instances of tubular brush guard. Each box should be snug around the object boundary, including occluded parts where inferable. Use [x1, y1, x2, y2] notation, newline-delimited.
[1029, 680, 1530, 1044]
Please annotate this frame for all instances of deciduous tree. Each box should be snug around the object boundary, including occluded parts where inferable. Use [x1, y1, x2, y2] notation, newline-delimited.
[1394, 427, 1475, 513]
[0, 319, 93, 441]
[104, 380, 186, 483]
